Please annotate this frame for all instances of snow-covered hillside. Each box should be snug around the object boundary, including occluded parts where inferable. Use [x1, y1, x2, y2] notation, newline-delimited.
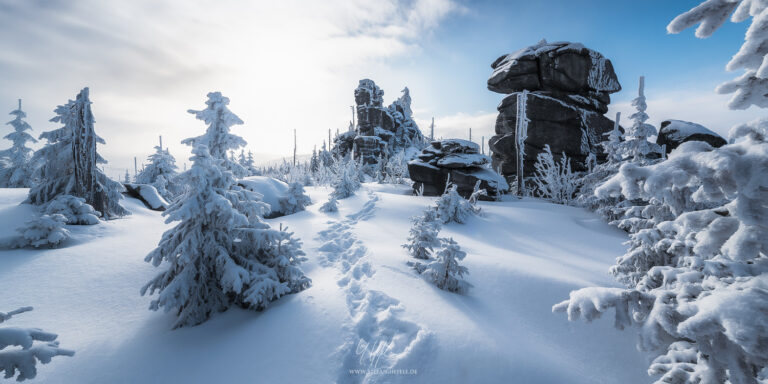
[0, 185, 650, 383]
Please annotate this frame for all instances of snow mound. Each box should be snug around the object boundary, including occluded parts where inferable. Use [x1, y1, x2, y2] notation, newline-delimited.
[237, 176, 289, 218]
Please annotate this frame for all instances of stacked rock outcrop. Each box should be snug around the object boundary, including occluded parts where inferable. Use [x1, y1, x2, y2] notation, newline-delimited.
[487, 40, 622, 179]
[408, 139, 508, 199]
[334, 79, 425, 164]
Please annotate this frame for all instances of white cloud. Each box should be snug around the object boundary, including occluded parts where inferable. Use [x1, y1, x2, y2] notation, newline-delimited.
[0, 0, 463, 177]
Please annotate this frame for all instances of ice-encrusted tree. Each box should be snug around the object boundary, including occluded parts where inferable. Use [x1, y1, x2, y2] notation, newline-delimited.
[27, 88, 128, 219]
[434, 185, 479, 224]
[421, 238, 471, 293]
[182, 92, 247, 178]
[279, 181, 312, 215]
[402, 208, 442, 260]
[668, 0, 768, 110]
[136, 144, 179, 200]
[618, 77, 663, 164]
[0, 307, 74, 381]
[531, 145, 580, 205]
[142, 144, 311, 329]
[555, 122, 768, 383]
[0, 99, 37, 188]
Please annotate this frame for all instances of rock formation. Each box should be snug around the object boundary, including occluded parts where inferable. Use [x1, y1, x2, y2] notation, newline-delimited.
[334, 79, 426, 164]
[408, 139, 509, 199]
[656, 120, 727, 154]
[487, 40, 622, 180]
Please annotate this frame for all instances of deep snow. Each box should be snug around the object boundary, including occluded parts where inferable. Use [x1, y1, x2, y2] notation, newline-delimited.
[0, 185, 651, 383]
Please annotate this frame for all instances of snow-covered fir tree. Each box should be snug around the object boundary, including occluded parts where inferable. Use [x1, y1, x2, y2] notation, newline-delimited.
[42, 194, 100, 225]
[142, 143, 311, 329]
[182, 92, 247, 178]
[402, 208, 442, 260]
[421, 238, 471, 293]
[136, 144, 179, 200]
[434, 184, 479, 224]
[27, 88, 128, 219]
[330, 156, 361, 199]
[9, 213, 70, 249]
[618, 76, 663, 163]
[123, 170, 130, 184]
[0, 99, 37, 188]
[319, 196, 338, 213]
[531, 144, 580, 205]
[309, 147, 319, 173]
[0, 306, 74, 381]
[279, 181, 312, 215]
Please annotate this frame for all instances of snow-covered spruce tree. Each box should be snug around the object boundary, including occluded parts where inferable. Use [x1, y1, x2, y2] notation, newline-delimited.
[0, 307, 74, 381]
[618, 77, 663, 164]
[435, 184, 479, 224]
[319, 196, 338, 213]
[555, 122, 768, 384]
[123, 170, 130, 184]
[668, 0, 768, 110]
[136, 144, 179, 200]
[279, 181, 311, 215]
[9, 213, 70, 249]
[181, 92, 247, 179]
[402, 208, 442, 260]
[0, 99, 37, 188]
[27, 88, 128, 219]
[531, 144, 580, 205]
[577, 112, 626, 220]
[330, 156, 361, 199]
[384, 150, 409, 184]
[42, 194, 100, 225]
[421, 238, 471, 293]
[142, 144, 311, 329]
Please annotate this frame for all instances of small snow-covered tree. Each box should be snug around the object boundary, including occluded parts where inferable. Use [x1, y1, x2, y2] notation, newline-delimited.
[182, 92, 247, 178]
[330, 157, 361, 199]
[42, 194, 100, 225]
[617, 77, 663, 164]
[27, 88, 127, 219]
[136, 144, 179, 200]
[9, 214, 70, 249]
[0, 307, 74, 381]
[319, 197, 338, 213]
[142, 144, 310, 329]
[421, 238, 471, 293]
[123, 170, 130, 184]
[402, 208, 442, 260]
[384, 150, 409, 184]
[531, 144, 580, 205]
[279, 181, 312, 215]
[434, 185, 478, 224]
[554, 120, 768, 384]
[0, 99, 37, 188]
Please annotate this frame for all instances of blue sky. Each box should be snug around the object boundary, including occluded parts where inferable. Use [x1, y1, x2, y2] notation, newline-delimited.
[0, 0, 762, 176]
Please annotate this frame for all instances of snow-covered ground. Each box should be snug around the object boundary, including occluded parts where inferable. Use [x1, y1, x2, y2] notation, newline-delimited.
[0, 185, 651, 383]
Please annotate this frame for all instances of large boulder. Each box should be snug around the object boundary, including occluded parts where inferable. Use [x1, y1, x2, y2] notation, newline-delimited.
[123, 183, 169, 211]
[237, 176, 291, 219]
[657, 120, 727, 154]
[487, 40, 621, 182]
[408, 139, 508, 199]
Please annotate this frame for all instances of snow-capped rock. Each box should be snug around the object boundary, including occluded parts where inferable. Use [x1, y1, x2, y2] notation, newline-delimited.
[123, 183, 169, 211]
[657, 120, 727, 154]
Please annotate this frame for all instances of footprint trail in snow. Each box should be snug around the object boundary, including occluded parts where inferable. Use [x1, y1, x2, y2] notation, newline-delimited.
[318, 192, 431, 384]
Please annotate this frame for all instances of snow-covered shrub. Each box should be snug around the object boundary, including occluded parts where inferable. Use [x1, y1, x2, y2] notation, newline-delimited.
[142, 144, 311, 329]
[319, 197, 338, 213]
[531, 145, 580, 205]
[554, 120, 768, 384]
[434, 185, 478, 224]
[383, 150, 409, 184]
[28, 88, 128, 219]
[0, 307, 74, 381]
[0, 100, 37, 188]
[421, 238, 471, 293]
[577, 113, 624, 218]
[402, 208, 442, 260]
[10, 214, 70, 249]
[330, 157, 361, 200]
[182, 92, 248, 178]
[278, 182, 311, 215]
[42, 195, 100, 225]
